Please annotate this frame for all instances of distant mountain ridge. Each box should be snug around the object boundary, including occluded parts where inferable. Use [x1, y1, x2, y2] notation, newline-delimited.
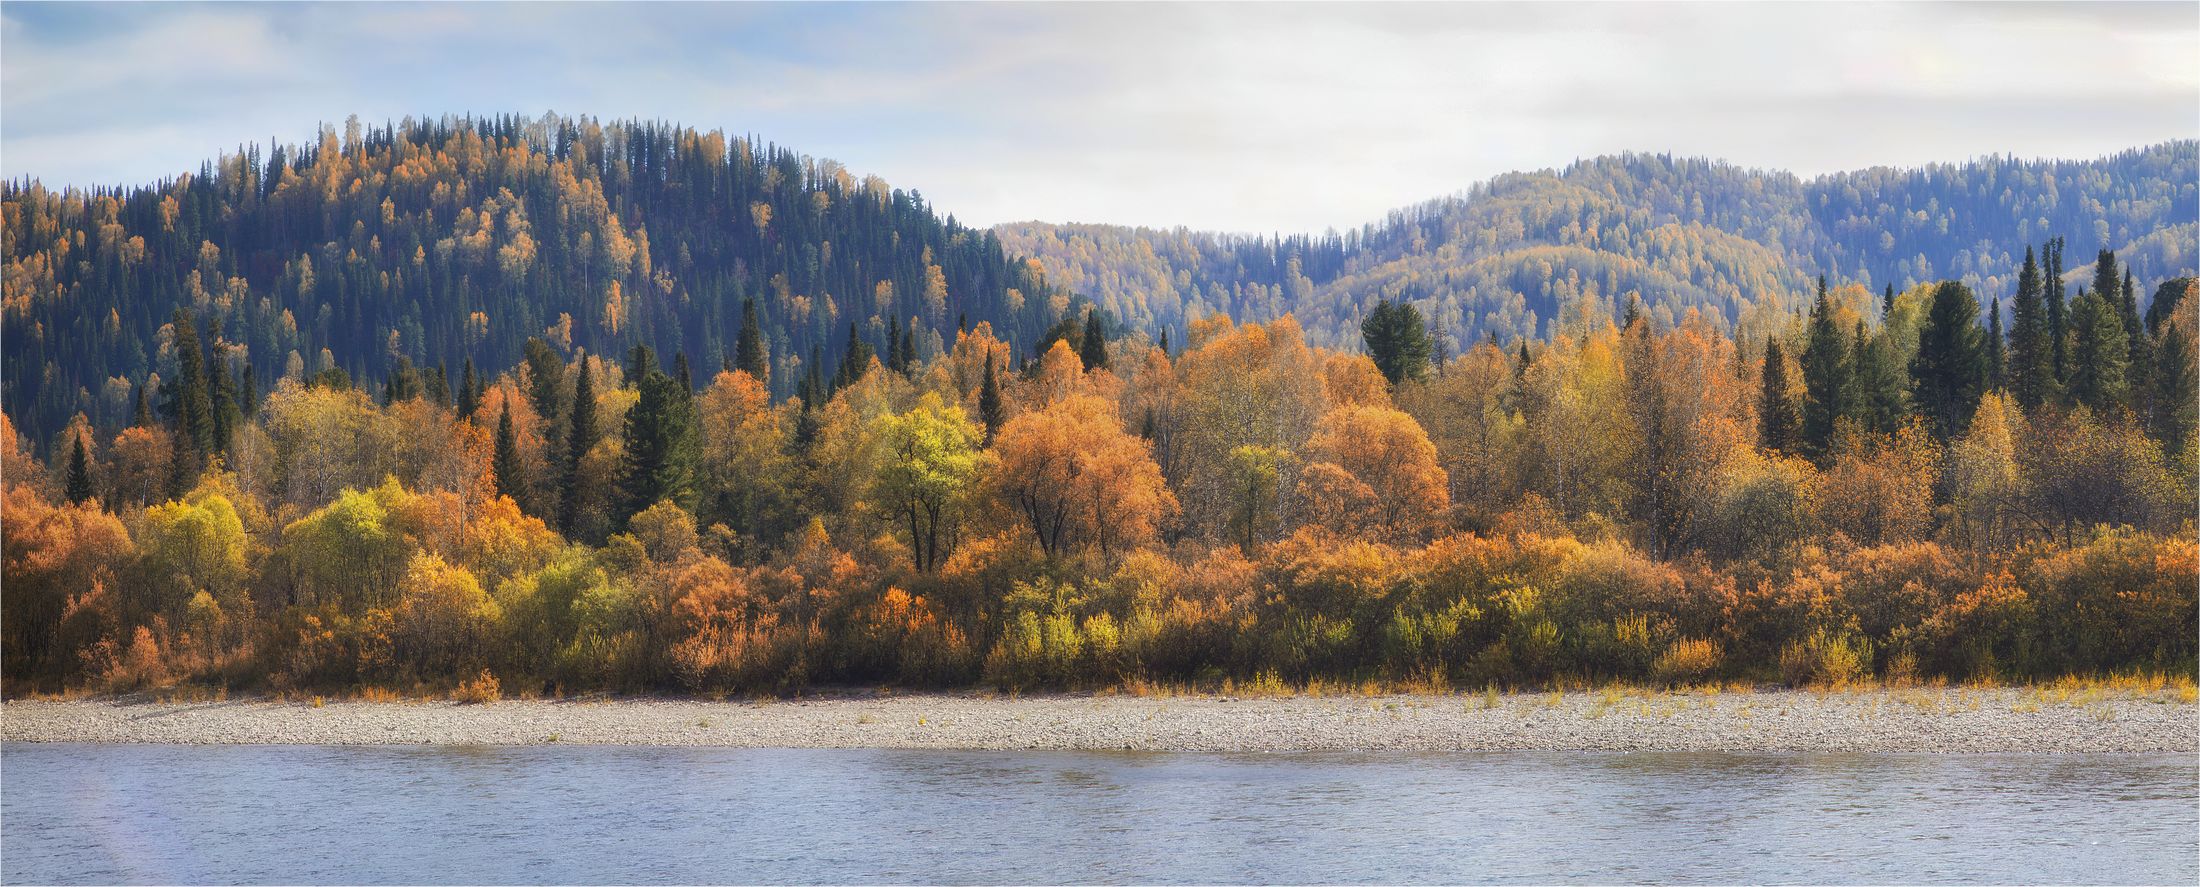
[997, 141, 2199, 350]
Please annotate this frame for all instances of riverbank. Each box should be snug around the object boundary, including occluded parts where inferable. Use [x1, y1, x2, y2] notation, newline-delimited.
[5, 686, 2194, 752]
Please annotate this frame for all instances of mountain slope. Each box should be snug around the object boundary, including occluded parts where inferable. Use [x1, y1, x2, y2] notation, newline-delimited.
[2, 113, 1067, 446]
[998, 142, 2199, 350]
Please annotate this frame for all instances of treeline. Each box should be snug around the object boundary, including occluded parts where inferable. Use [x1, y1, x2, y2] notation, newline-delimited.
[2, 112, 1071, 450]
[998, 142, 2198, 351]
[2, 248, 2193, 697]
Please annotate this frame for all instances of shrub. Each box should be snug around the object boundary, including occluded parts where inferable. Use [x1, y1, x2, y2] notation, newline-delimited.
[1652, 638, 1723, 685]
[1778, 627, 1873, 686]
[453, 669, 501, 704]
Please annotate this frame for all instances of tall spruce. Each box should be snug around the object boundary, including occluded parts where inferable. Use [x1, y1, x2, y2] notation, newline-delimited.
[832, 322, 872, 393]
[1850, 320, 1910, 434]
[2045, 238, 2068, 388]
[1798, 277, 1851, 460]
[2007, 245, 2052, 408]
[64, 432, 93, 505]
[734, 297, 768, 382]
[617, 344, 699, 525]
[979, 355, 1005, 446]
[1985, 298, 2005, 389]
[164, 308, 213, 494]
[457, 358, 479, 418]
[1361, 299, 1433, 385]
[207, 342, 235, 457]
[1909, 280, 1987, 441]
[1079, 309, 1109, 372]
[131, 382, 151, 428]
[558, 354, 596, 537]
[887, 317, 906, 373]
[1882, 283, 1895, 320]
[1756, 340, 1797, 453]
[2065, 285, 2129, 415]
[2119, 269, 2150, 412]
[493, 402, 526, 509]
[2147, 320, 2197, 457]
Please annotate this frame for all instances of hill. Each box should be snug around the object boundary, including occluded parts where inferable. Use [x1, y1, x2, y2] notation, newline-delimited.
[2, 113, 1068, 446]
[997, 143, 2199, 350]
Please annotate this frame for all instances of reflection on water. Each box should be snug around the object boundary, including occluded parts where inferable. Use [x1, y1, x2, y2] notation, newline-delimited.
[4, 744, 2194, 885]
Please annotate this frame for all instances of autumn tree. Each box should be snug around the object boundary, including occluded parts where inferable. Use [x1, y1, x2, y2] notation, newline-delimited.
[992, 393, 1175, 559]
[868, 393, 985, 571]
[1295, 404, 1448, 541]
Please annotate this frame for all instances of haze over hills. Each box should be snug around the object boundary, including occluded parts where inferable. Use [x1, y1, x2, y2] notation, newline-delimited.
[998, 142, 2199, 350]
[1, 113, 2193, 447]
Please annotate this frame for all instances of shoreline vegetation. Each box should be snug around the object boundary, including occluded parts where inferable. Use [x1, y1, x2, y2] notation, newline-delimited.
[5, 682, 2194, 753]
[4, 150, 2195, 707]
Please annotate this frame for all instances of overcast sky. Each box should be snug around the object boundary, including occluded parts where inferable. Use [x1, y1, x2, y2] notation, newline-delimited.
[4, 2, 2195, 234]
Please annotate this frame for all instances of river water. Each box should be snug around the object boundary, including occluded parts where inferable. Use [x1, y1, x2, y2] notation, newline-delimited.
[4, 744, 2193, 884]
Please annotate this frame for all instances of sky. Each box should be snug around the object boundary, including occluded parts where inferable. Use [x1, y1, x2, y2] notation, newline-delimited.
[3, 2, 2195, 234]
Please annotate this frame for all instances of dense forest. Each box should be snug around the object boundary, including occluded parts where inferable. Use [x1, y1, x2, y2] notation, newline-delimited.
[3, 113, 1073, 450]
[998, 142, 2199, 351]
[3, 227, 2193, 696]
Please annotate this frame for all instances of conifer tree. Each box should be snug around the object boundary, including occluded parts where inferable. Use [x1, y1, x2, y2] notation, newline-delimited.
[1799, 278, 1851, 460]
[64, 432, 93, 505]
[2045, 238, 2068, 388]
[558, 354, 596, 537]
[617, 344, 698, 525]
[1985, 298, 2005, 389]
[165, 308, 213, 495]
[1080, 309, 1109, 372]
[2119, 270, 2150, 412]
[887, 317, 905, 374]
[2065, 286, 2129, 415]
[734, 297, 768, 383]
[2147, 321, 2197, 458]
[1882, 283, 1895, 320]
[1361, 300, 1432, 385]
[1909, 280, 1986, 441]
[832, 323, 873, 393]
[131, 382, 151, 429]
[493, 402, 526, 509]
[978, 355, 1005, 446]
[900, 321, 918, 374]
[2007, 245, 2052, 408]
[457, 358, 479, 418]
[207, 342, 236, 457]
[1850, 320, 1910, 434]
[1756, 340, 1796, 453]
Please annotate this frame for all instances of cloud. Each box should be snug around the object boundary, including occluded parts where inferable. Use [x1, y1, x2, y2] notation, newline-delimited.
[3, 2, 2194, 232]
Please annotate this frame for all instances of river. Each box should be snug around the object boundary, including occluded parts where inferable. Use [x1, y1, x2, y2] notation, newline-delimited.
[4, 744, 2193, 884]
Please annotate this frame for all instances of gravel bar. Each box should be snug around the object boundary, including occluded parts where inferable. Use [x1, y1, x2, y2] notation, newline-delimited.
[4, 690, 2193, 753]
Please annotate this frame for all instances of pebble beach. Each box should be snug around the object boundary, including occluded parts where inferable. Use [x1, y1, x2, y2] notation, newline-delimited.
[5, 688, 2193, 753]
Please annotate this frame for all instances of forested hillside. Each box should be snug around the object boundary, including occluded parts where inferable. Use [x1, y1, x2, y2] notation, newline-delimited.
[3, 113, 1069, 448]
[999, 143, 2199, 350]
